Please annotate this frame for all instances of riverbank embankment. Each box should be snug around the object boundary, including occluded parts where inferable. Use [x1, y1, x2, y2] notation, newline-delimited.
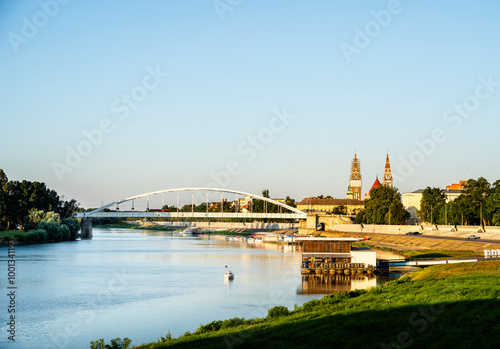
[322, 231, 500, 253]
[100, 260, 500, 349]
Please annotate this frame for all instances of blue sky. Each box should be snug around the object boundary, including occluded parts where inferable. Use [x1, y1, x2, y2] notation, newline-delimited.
[1, 0, 499, 208]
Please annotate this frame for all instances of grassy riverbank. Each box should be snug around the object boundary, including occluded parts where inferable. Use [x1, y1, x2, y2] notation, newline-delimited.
[353, 242, 483, 259]
[96, 260, 500, 348]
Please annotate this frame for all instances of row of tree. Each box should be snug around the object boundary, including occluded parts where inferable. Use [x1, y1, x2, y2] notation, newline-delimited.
[159, 190, 296, 214]
[0, 169, 79, 230]
[419, 177, 500, 226]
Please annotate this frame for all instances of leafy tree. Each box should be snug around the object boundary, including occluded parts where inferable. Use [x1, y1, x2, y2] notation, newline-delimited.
[357, 186, 409, 225]
[486, 180, 500, 225]
[23, 209, 61, 231]
[0, 171, 79, 229]
[285, 196, 296, 208]
[418, 187, 446, 224]
[331, 205, 346, 215]
[0, 169, 7, 228]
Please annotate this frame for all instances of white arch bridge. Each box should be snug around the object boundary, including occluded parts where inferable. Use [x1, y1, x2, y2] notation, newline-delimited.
[75, 187, 307, 220]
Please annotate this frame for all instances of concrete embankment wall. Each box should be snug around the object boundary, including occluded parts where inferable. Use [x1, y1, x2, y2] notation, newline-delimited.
[302, 215, 500, 240]
[324, 223, 500, 240]
[153, 221, 298, 230]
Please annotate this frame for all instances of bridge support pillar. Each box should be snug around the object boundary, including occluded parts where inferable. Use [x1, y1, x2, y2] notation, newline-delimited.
[81, 217, 93, 240]
[306, 215, 319, 230]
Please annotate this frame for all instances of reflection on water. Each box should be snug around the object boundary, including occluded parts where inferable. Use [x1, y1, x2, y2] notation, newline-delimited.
[0, 229, 401, 349]
[299, 274, 378, 294]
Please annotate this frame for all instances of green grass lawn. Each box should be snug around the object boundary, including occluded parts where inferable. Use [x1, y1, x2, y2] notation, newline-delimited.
[120, 261, 500, 349]
[0, 230, 30, 242]
[402, 249, 484, 259]
[353, 242, 483, 260]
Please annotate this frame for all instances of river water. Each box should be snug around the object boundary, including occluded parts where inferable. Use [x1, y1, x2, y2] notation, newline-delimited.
[0, 229, 394, 349]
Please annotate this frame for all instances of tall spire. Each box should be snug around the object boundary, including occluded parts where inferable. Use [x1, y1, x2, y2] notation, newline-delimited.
[382, 150, 393, 188]
[348, 150, 362, 200]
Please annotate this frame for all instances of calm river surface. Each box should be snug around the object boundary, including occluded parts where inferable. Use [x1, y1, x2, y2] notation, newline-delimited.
[0, 229, 393, 349]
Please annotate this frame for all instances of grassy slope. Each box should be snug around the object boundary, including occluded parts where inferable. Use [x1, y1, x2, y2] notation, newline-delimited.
[132, 261, 500, 349]
[353, 242, 483, 259]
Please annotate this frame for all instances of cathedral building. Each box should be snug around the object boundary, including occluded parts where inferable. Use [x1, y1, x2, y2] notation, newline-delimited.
[348, 150, 394, 201]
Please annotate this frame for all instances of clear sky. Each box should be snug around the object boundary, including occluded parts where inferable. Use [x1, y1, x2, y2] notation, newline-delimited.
[1, 0, 499, 208]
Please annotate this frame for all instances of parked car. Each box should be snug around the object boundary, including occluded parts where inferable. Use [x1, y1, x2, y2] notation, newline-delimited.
[466, 235, 480, 239]
[405, 231, 422, 236]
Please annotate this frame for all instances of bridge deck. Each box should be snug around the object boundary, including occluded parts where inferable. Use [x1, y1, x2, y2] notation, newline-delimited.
[75, 211, 306, 219]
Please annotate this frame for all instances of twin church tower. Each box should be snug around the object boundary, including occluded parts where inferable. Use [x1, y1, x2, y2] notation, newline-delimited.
[346, 151, 393, 201]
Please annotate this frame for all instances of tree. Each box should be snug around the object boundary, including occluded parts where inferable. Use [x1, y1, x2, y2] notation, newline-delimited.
[418, 187, 446, 224]
[331, 205, 346, 215]
[285, 196, 296, 208]
[0, 169, 8, 229]
[486, 180, 500, 225]
[357, 186, 409, 225]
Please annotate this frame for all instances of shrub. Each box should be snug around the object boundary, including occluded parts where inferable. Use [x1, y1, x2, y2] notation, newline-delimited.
[222, 317, 246, 329]
[321, 291, 349, 304]
[90, 337, 132, 349]
[25, 232, 37, 243]
[13, 233, 26, 242]
[23, 209, 61, 231]
[267, 305, 289, 318]
[31, 229, 48, 242]
[195, 320, 223, 335]
[39, 221, 62, 241]
[301, 299, 321, 312]
[60, 224, 70, 240]
[347, 289, 366, 298]
[62, 218, 80, 240]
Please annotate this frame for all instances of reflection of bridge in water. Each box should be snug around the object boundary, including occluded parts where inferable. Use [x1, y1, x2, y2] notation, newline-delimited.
[75, 187, 307, 238]
[299, 274, 377, 294]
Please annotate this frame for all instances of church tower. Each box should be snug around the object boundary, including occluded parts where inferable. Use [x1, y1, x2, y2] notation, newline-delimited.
[348, 151, 362, 201]
[382, 151, 393, 188]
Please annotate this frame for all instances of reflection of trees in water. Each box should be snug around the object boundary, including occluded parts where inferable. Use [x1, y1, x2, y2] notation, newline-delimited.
[299, 274, 377, 294]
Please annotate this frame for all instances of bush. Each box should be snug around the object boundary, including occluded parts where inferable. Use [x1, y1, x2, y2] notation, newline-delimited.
[31, 229, 48, 242]
[62, 218, 80, 240]
[13, 233, 26, 242]
[321, 291, 349, 305]
[39, 221, 62, 241]
[267, 305, 289, 318]
[301, 299, 321, 312]
[222, 317, 246, 329]
[25, 232, 37, 243]
[60, 224, 70, 240]
[194, 320, 223, 335]
[90, 337, 132, 349]
[23, 209, 61, 231]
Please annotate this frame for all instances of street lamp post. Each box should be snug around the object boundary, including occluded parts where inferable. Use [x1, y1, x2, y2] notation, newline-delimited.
[430, 205, 433, 225]
[480, 201, 483, 229]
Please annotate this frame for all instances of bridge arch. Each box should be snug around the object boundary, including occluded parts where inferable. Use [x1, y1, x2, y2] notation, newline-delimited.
[79, 187, 306, 219]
